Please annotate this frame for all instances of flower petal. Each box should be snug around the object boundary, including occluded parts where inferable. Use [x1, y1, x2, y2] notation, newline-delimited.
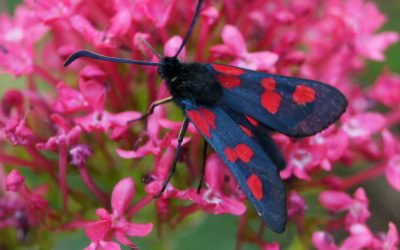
[112, 177, 135, 215]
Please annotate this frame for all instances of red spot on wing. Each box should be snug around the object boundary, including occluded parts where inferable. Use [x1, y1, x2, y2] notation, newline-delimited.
[224, 147, 238, 163]
[235, 144, 254, 163]
[199, 108, 216, 129]
[245, 115, 259, 126]
[240, 125, 253, 137]
[261, 90, 282, 114]
[216, 75, 241, 89]
[261, 77, 282, 114]
[261, 78, 276, 90]
[224, 144, 254, 163]
[213, 64, 245, 76]
[187, 110, 212, 138]
[293, 85, 316, 105]
[247, 174, 263, 200]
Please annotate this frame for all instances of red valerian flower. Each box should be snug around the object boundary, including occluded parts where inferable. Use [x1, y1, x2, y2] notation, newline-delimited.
[319, 188, 370, 228]
[85, 177, 153, 250]
[210, 25, 279, 71]
[1, 168, 49, 238]
[312, 223, 399, 250]
[177, 153, 247, 216]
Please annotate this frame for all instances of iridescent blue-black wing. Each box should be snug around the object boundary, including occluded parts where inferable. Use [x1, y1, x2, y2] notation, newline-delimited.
[208, 64, 347, 137]
[184, 100, 287, 233]
[220, 105, 286, 171]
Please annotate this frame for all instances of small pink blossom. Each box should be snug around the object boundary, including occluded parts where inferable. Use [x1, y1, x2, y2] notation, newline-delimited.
[313, 222, 399, 250]
[287, 191, 306, 219]
[5, 169, 25, 192]
[377, 222, 399, 250]
[85, 177, 153, 249]
[319, 188, 370, 227]
[281, 137, 327, 180]
[370, 70, 400, 109]
[74, 110, 141, 139]
[341, 112, 386, 140]
[210, 25, 278, 71]
[385, 154, 400, 191]
[1, 168, 49, 234]
[36, 114, 82, 151]
[263, 242, 280, 250]
[4, 116, 36, 146]
[177, 153, 247, 216]
[164, 36, 186, 59]
[54, 82, 89, 114]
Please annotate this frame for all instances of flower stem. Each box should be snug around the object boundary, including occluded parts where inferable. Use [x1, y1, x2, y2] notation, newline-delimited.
[78, 163, 108, 207]
[341, 164, 386, 189]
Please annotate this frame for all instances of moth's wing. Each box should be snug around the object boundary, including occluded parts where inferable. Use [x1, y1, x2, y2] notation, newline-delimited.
[208, 64, 347, 137]
[220, 105, 286, 171]
[184, 101, 287, 233]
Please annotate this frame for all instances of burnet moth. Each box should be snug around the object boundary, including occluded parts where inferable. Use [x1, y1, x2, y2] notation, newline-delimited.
[64, 0, 347, 233]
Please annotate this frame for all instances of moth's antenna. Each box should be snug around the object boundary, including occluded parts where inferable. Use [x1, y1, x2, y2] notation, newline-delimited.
[64, 50, 162, 67]
[174, 0, 204, 58]
[139, 37, 163, 61]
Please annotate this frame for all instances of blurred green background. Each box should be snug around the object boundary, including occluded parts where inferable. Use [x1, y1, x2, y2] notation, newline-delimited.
[0, 0, 399, 249]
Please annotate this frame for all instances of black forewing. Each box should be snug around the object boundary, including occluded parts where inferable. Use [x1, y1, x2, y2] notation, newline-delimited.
[207, 64, 347, 137]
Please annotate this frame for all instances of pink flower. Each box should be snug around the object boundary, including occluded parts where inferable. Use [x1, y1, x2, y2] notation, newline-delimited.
[54, 82, 90, 114]
[0, 6, 47, 76]
[370, 70, 400, 109]
[385, 154, 400, 191]
[25, 0, 81, 23]
[287, 191, 306, 219]
[210, 25, 278, 71]
[341, 112, 386, 140]
[281, 136, 327, 180]
[4, 116, 36, 146]
[313, 222, 399, 250]
[164, 36, 186, 59]
[36, 114, 82, 151]
[85, 177, 153, 250]
[75, 110, 141, 139]
[36, 114, 82, 210]
[177, 153, 247, 216]
[263, 242, 280, 250]
[377, 222, 399, 250]
[1, 168, 49, 235]
[5, 169, 25, 192]
[312, 231, 338, 250]
[319, 188, 370, 227]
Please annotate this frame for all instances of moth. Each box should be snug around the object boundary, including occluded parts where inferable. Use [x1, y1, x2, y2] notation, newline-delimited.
[64, 0, 347, 233]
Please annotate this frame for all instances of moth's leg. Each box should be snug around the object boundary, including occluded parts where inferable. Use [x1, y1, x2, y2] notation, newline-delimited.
[155, 117, 190, 197]
[197, 140, 208, 193]
[128, 96, 174, 124]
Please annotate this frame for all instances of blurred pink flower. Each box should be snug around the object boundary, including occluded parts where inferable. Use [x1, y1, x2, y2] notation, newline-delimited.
[370, 70, 400, 109]
[85, 177, 153, 250]
[210, 25, 279, 71]
[1, 168, 49, 237]
[177, 153, 247, 216]
[313, 222, 399, 250]
[319, 188, 370, 228]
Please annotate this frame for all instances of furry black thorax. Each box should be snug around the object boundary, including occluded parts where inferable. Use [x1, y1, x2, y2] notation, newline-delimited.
[158, 57, 223, 107]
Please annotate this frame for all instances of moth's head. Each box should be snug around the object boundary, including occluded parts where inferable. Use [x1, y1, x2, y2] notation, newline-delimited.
[158, 56, 182, 80]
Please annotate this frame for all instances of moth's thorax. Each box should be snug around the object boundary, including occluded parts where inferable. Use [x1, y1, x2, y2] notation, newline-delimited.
[158, 57, 223, 107]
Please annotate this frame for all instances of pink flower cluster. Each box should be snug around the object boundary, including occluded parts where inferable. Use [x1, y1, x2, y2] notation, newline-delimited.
[0, 0, 399, 249]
